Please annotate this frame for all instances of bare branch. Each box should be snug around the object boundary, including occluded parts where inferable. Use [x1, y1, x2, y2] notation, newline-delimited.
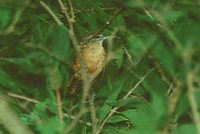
[0, 95, 34, 134]
[64, 108, 89, 134]
[39, 1, 63, 25]
[68, 0, 75, 22]
[50, 68, 64, 123]
[7, 92, 92, 127]
[83, 8, 121, 45]
[7, 92, 40, 104]
[187, 71, 200, 134]
[89, 98, 98, 134]
[56, 0, 91, 109]
[96, 68, 155, 134]
[2, 0, 31, 35]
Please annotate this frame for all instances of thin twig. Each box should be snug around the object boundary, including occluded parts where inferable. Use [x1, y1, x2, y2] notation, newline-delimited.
[68, 0, 75, 22]
[148, 54, 171, 86]
[89, 99, 98, 134]
[0, 46, 9, 53]
[83, 8, 121, 45]
[64, 108, 89, 134]
[123, 69, 154, 99]
[187, 71, 200, 134]
[73, 7, 118, 14]
[1, 0, 30, 35]
[25, 44, 72, 67]
[122, 46, 135, 66]
[57, 0, 71, 23]
[136, 0, 162, 28]
[136, 1, 182, 50]
[56, 0, 91, 108]
[7, 92, 92, 127]
[50, 67, 64, 123]
[151, 10, 182, 50]
[7, 92, 40, 104]
[96, 68, 155, 134]
[56, 88, 64, 123]
[39, 1, 91, 132]
[0, 57, 17, 64]
[162, 80, 180, 134]
[39, 1, 63, 25]
[0, 95, 33, 134]
[94, 9, 121, 35]
[96, 107, 118, 134]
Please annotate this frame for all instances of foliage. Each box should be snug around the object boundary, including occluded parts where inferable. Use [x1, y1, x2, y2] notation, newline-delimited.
[0, 0, 200, 134]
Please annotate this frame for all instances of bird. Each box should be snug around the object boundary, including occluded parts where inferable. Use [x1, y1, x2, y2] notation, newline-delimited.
[68, 34, 115, 94]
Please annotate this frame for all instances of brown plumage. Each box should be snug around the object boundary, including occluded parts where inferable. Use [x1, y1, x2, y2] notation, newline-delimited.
[68, 34, 110, 94]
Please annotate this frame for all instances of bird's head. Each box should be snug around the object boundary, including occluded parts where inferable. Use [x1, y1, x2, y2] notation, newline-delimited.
[80, 34, 117, 46]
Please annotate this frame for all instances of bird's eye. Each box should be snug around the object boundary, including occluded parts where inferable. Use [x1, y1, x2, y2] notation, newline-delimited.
[96, 34, 103, 39]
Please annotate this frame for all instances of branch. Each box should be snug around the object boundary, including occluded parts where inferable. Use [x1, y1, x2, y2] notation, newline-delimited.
[50, 68, 64, 123]
[57, 0, 71, 23]
[39, 1, 63, 25]
[96, 68, 155, 134]
[25, 43, 72, 67]
[64, 108, 89, 134]
[68, 0, 75, 22]
[73, 7, 118, 14]
[187, 71, 200, 134]
[2, 0, 31, 35]
[82, 8, 121, 46]
[7, 92, 39, 104]
[89, 97, 98, 134]
[151, 10, 182, 50]
[0, 94, 33, 134]
[56, 0, 91, 108]
[94, 8, 121, 35]
[7, 92, 92, 127]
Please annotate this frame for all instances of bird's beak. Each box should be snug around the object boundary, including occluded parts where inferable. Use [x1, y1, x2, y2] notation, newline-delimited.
[103, 36, 118, 40]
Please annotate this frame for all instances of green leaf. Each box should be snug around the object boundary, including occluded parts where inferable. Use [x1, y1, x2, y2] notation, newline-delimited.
[0, 68, 31, 91]
[0, 68, 17, 90]
[1, 57, 42, 74]
[0, 7, 11, 29]
[107, 97, 143, 107]
[98, 85, 121, 125]
[124, 0, 160, 8]
[45, 65, 61, 91]
[26, 51, 55, 67]
[121, 93, 167, 133]
[88, 15, 98, 31]
[31, 23, 44, 44]
[108, 115, 129, 123]
[90, 2, 109, 23]
[124, 0, 144, 8]
[44, 24, 70, 60]
[38, 117, 65, 134]
[104, 126, 126, 134]
[175, 20, 200, 44]
[152, 40, 176, 76]
[174, 124, 197, 134]
[121, 109, 137, 122]
[127, 32, 157, 65]
[176, 94, 189, 116]
[111, 15, 126, 29]
[161, 10, 186, 24]
[142, 71, 168, 96]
